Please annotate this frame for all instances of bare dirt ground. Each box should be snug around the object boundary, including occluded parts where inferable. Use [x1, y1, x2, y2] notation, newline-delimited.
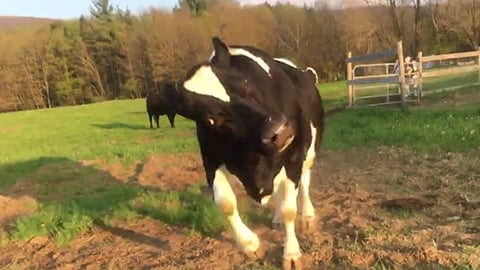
[1, 147, 479, 269]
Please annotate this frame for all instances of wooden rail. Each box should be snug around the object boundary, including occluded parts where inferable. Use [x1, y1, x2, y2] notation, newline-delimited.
[421, 51, 480, 62]
[346, 43, 480, 107]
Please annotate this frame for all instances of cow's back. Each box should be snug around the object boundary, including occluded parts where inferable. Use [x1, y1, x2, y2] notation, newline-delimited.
[274, 63, 325, 149]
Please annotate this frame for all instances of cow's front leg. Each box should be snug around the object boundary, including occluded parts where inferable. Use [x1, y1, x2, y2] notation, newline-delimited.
[213, 165, 261, 258]
[279, 176, 302, 270]
[272, 170, 284, 229]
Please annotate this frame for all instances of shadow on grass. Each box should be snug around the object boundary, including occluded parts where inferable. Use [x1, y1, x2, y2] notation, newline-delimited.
[90, 122, 149, 130]
[129, 111, 147, 115]
[0, 156, 225, 247]
[95, 222, 170, 250]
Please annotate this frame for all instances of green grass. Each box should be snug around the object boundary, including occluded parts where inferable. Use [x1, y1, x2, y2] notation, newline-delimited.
[323, 105, 480, 155]
[317, 80, 347, 110]
[0, 99, 197, 166]
[0, 82, 479, 246]
[8, 186, 227, 245]
[422, 71, 479, 92]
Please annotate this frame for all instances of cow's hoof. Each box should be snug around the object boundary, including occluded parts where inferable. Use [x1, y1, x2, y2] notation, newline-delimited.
[282, 256, 302, 270]
[244, 243, 264, 260]
[299, 216, 315, 233]
[238, 233, 262, 259]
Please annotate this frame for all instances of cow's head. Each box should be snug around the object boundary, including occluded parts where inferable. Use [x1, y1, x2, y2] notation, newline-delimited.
[169, 37, 295, 153]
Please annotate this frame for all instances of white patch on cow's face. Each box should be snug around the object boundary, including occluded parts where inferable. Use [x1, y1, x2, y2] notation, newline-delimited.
[183, 65, 230, 102]
[274, 58, 298, 68]
[228, 48, 271, 77]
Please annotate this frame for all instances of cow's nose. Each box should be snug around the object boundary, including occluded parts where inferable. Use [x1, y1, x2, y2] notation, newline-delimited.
[262, 115, 287, 143]
[261, 115, 294, 152]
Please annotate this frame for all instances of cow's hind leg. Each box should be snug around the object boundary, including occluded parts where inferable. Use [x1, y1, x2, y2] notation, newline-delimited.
[148, 113, 153, 128]
[298, 169, 315, 231]
[278, 171, 302, 270]
[154, 114, 160, 128]
[167, 112, 176, 128]
[272, 175, 284, 229]
[298, 123, 317, 231]
[213, 165, 261, 258]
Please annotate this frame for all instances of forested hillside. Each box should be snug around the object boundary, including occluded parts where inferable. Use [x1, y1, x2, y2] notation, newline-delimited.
[0, 0, 477, 112]
[0, 16, 51, 30]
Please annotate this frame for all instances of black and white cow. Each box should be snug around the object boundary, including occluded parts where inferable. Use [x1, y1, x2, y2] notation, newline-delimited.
[166, 37, 325, 269]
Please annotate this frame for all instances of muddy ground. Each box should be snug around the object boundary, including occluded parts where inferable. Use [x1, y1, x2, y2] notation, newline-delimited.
[0, 147, 479, 270]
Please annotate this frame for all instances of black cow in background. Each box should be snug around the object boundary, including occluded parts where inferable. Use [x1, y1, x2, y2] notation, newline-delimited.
[146, 81, 177, 129]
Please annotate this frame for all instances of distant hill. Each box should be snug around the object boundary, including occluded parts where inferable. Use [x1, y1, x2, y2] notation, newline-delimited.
[0, 16, 53, 31]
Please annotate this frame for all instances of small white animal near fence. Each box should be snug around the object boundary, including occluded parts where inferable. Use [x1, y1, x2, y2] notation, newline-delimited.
[346, 41, 480, 107]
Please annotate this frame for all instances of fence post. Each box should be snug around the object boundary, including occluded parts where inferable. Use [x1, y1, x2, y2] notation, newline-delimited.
[347, 51, 353, 107]
[477, 47, 480, 83]
[385, 63, 390, 103]
[397, 41, 406, 107]
[417, 51, 423, 102]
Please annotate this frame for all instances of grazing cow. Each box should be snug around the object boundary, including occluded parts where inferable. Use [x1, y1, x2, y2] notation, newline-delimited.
[166, 37, 325, 269]
[146, 82, 177, 129]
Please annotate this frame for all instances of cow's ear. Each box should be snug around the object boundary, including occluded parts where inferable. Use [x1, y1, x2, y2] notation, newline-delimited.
[211, 37, 230, 67]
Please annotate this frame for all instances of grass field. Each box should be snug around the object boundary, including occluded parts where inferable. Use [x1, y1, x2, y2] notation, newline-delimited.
[0, 83, 479, 269]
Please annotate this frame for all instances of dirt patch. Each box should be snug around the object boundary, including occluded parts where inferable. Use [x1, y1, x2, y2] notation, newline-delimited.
[0, 195, 36, 228]
[1, 147, 479, 269]
[0, 125, 22, 134]
[136, 152, 204, 190]
[309, 147, 480, 268]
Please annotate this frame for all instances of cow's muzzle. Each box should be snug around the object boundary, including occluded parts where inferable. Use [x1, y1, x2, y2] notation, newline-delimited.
[261, 115, 295, 153]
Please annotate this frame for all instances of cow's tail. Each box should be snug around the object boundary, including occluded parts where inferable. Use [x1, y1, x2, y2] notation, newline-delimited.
[303, 67, 319, 85]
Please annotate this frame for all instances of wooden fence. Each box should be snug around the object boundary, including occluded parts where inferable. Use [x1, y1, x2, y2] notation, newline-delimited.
[346, 41, 480, 107]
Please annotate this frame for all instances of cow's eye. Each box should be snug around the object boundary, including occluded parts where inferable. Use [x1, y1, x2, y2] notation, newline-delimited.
[267, 117, 272, 122]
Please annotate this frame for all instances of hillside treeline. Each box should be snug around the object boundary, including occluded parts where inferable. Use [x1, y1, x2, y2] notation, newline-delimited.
[0, 0, 478, 112]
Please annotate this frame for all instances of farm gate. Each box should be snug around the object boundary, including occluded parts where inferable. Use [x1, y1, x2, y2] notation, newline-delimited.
[346, 41, 480, 107]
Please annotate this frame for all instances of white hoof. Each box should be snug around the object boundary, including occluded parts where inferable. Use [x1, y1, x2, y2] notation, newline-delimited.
[237, 232, 261, 259]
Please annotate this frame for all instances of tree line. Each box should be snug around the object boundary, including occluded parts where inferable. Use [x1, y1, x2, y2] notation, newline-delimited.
[0, 0, 478, 112]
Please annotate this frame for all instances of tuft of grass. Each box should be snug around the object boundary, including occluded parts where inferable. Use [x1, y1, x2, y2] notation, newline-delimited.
[134, 185, 227, 236]
[11, 203, 94, 245]
[7, 184, 228, 245]
[8, 181, 138, 246]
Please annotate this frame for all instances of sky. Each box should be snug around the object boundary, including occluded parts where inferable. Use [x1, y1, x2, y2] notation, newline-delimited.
[0, 0, 321, 19]
[0, 0, 178, 19]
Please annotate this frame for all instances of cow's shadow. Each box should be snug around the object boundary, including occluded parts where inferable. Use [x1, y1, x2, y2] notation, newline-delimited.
[90, 122, 149, 130]
[0, 156, 170, 249]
